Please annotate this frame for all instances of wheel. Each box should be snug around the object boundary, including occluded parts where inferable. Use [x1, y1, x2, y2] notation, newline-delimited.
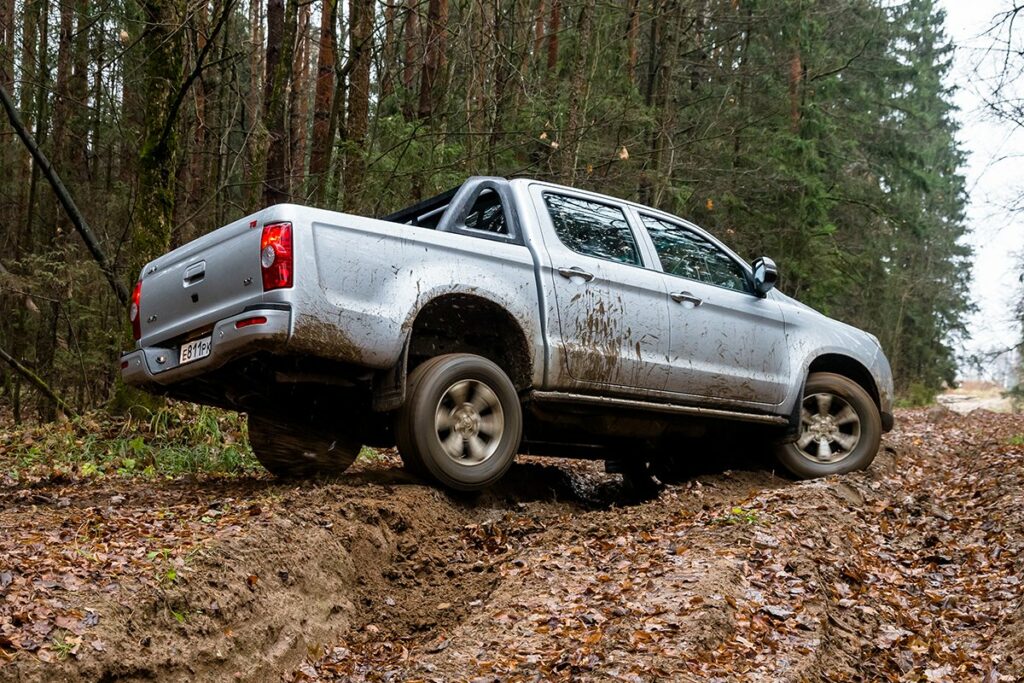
[774, 372, 882, 479]
[395, 353, 522, 491]
[247, 414, 360, 478]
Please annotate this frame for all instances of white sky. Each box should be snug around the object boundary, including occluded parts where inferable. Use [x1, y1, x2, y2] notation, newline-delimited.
[939, 0, 1023, 378]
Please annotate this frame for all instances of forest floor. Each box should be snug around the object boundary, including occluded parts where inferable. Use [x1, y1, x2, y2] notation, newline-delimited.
[1, 407, 1022, 682]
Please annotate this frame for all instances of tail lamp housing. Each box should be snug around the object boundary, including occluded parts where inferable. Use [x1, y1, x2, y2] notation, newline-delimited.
[130, 280, 142, 340]
[260, 222, 293, 291]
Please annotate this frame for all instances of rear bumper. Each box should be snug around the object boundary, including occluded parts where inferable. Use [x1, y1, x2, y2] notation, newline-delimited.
[120, 307, 291, 387]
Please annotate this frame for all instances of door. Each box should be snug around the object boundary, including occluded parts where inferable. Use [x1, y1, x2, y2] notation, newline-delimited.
[531, 187, 671, 393]
[636, 212, 790, 406]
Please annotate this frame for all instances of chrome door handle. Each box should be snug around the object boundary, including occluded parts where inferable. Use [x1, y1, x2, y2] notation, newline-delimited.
[670, 291, 702, 307]
[557, 266, 595, 282]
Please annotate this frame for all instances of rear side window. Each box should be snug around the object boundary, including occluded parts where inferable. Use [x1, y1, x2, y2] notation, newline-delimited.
[640, 214, 752, 293]
[543, 193, 640, 266]
[464, 189, 508, 235]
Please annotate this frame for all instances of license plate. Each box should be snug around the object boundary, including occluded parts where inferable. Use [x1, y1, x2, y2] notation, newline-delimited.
[179, 337, 212, 365]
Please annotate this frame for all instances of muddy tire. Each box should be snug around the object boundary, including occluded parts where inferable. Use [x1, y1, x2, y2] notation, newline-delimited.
[396, 353, 522, 491]
[775, 372, 882, 479]
[247, 415, 359, 478]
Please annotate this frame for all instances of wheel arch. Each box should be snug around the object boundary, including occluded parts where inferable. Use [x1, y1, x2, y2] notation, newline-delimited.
[806, 354, 880, 409]
[403, 292, 534, 391]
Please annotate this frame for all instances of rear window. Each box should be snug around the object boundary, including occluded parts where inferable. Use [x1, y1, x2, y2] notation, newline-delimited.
[464, 189, 508, 235]
[543, 193, 640, 266]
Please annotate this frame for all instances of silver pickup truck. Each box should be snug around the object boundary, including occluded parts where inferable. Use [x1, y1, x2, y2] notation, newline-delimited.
[121, 177, 894, 490]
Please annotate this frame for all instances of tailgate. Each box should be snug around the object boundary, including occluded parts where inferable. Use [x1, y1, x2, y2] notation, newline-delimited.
[138, 218, 265, 347]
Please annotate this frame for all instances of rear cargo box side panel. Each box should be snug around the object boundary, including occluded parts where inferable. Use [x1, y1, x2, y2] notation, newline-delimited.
[284, 212, 543, 375]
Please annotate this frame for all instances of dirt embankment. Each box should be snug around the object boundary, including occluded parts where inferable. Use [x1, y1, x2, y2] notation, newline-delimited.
[2, 408, 1023, 682]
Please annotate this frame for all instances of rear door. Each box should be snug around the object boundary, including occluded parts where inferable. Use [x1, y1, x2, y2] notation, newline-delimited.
[633, 211, 790, 406]
[529, 185, 671, 393]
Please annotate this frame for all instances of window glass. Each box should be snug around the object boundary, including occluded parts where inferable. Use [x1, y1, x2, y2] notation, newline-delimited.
[464, 189, 508, 235]
[640, 214, 751, 293]
[543, 193, 640, 265]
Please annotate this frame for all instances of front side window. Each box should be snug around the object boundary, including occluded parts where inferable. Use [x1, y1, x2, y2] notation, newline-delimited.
[464, 189, 508, 235]
[640, 214, 751, 293]
[544, 193, 641, 266]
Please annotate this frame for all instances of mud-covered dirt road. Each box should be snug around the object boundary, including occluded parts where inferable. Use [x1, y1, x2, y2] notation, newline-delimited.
[2, 408, 1022, 682]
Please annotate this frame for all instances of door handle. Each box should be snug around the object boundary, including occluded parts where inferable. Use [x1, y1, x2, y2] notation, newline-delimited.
[557, 266, 595, 282]
[183, 261, 206, 286]
[670, 291, 703, 307]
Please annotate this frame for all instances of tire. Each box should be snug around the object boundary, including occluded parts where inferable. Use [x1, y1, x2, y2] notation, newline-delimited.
[395, 353, 522, 491]
[774, 372, 882, 479]
[247, 414, 360, 478]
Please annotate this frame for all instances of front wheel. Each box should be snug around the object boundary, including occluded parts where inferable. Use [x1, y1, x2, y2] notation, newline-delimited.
[774, 372, 882, 479]
[395, 353, 523, 491]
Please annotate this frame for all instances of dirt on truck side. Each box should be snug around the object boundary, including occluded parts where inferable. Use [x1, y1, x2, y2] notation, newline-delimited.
[1, 408, 1022, 682]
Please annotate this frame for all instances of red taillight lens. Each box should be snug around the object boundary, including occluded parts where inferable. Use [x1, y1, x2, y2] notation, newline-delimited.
[130, 280, 142, 340]
[235, 316, 268, 329]
[260, 222, 293, 291]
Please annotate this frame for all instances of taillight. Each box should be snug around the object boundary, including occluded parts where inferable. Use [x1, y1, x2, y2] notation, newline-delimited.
[260, 222, 293, 291]
[130, 280, 142, 340]
[235, 316, 267, 329]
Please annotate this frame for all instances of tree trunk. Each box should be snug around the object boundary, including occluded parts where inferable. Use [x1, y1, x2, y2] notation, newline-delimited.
[344, 0, 373, 210]
[182, 0, 209, 246]
[789, 49, 802, 131]
[136, 0, 184, 273]
[534, 0, 546, 57]
[401, 0, 419, 118]
[417, 0, 447, 121]
[561, 0, 593, 182]
[380, 0, 397, 101]
[546, 0, 559, 72]
[308, 0, 337, 203]
[0, 0, 13, 87]
[246, 0, 264, 206]
[263, 0, 298, 206]
[289, 1, 311, 196]
[626, 0, 639, 84]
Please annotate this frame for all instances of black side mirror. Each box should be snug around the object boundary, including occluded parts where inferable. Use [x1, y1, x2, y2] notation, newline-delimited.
[752, 256, 778, 296]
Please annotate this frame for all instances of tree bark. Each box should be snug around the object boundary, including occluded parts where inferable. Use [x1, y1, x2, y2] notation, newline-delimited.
[380, 0, 397, 101]
[401, 0, 419, 118]
[789, 50, 802, 131]
[289, 1, 311, 196]
[546, 0, 559, 72]
[263, 0, 298, 206]
[246, 0, 265, 205]
[626, 0, 639, 84]
[417, 0, 447, 120]
[308, 0, 338, 203]
[344, 0, 373, 210]
[136, 0, 184, 274]
[561, 0, 593, 182]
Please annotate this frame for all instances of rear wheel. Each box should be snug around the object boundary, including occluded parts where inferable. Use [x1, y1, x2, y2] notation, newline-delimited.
[247, 414, 359, 478]
[396, 353, 522, 491]
[774, 372, 881, 479]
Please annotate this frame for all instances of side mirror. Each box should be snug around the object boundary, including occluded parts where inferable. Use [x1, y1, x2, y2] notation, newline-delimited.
[752, 256, 778, 296]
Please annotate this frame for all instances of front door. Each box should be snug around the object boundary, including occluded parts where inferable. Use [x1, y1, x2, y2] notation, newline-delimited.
[636, 212, 790, 406]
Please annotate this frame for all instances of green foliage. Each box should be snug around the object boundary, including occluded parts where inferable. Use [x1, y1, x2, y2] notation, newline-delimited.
[895, 383, 938, 408]
[0, 403, 258, 480]
[715, 506, 761, 526]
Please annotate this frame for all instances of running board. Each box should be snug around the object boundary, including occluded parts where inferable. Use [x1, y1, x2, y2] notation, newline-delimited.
[528, 391, 789, 426]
